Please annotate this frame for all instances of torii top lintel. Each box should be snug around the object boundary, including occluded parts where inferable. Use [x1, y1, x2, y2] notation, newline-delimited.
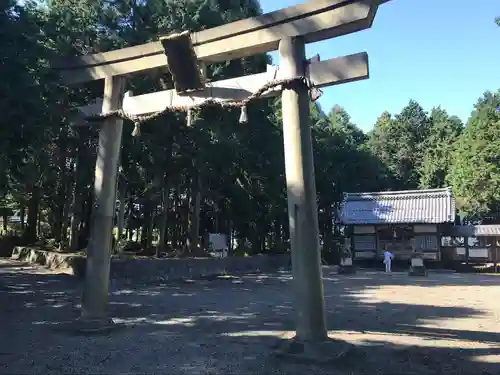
[53, 0, 390, 85]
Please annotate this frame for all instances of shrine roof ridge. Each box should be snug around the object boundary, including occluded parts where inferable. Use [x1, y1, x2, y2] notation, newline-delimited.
[343, 187, 453, 201]
[340, 188, 456, 225]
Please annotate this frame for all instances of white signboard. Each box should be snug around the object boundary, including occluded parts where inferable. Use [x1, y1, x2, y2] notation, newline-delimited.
[209, 233, 227, 250]
[469, 248, 489, 258]
[456, 248, 489, 258]
[208, 233, 228, 258]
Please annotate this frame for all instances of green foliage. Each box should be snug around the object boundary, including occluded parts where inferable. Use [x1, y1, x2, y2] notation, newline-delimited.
[328, 105, 367, 146]
[367, 100, 432, 189]
[447, 90, 500, 220]
[419, 107, 463, 188]
[1, 0, 500, 252]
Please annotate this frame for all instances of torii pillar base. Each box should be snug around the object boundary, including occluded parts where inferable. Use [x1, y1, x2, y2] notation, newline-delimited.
[54, 316, 125, 335]
[70, 317, 125, 334]
[274, 336, 354, 364]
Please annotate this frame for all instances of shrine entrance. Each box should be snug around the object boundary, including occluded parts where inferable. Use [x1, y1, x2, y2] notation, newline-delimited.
[52, 0, 391, 348]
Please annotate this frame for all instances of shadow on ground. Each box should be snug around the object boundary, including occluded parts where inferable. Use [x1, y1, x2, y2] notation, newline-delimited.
[0, 260, 499, 375]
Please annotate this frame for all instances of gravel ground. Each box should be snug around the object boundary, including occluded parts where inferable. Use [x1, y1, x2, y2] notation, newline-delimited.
[0, 259, 499, 375]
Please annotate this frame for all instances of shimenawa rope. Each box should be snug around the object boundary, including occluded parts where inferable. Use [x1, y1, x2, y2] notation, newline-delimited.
[83, 76, 322, 136]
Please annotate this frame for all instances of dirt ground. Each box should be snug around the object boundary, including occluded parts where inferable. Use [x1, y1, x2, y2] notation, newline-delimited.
[0, 259, 499, 375]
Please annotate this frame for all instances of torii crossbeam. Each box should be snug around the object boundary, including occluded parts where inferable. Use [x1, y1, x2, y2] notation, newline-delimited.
[54, 0, 387, 84]
[51, 0, 392, 346]
[74, 53, 369, 123]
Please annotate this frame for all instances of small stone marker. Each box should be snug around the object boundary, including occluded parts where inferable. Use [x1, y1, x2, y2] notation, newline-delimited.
[338, 257, 356, 274]
[274, 336, 354, 364]
[411, 258, 423, 267]
[409, 254, 427, 276]
[338, 245, 356, 274]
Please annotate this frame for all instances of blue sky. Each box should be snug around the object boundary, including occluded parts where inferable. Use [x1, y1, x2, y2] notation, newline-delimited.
[260, 0, 500, 131]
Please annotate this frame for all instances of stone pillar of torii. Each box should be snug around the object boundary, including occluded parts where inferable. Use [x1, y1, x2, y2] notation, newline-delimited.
[52, 0, 391, 346]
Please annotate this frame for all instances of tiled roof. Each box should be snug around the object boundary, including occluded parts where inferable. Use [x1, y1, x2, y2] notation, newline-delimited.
[340, 188, 456, 225]
[449, 225, 500, 237]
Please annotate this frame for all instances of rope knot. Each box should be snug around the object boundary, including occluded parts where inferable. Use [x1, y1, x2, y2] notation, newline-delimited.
[239, 105, 248, 124]
[81, 75, 322, 126]
[131, 122, 141, 137]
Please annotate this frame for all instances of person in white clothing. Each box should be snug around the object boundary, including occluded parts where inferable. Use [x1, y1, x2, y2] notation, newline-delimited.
[383, 250, 393, 272]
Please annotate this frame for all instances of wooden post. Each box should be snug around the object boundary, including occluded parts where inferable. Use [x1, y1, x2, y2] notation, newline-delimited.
[79, 75, 125, 328]
[279, 37, 327, 342]
[493, 238, 498, 273]
[464, 236, 469, 265]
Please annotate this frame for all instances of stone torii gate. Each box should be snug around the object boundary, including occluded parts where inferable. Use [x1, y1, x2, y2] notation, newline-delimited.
[52, 0, 391, 343]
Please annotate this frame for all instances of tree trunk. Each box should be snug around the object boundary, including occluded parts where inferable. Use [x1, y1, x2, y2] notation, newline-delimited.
[280, 213, 290, 252]
[186, 173, 202, 255]
[55, 128, 70, 244]
[60, 158, 77, 250]
[2, 211, 8, 233]
[140, 204, 148, 245]
[53, 165, 68, 243]
[53, 204, 63, 243]
[80, 192, 93, 249]
[228, 219, 233, 255]
[60, 169, 73, 249]
[214, 202, 220, 233]
[141, 202, 155, 251]
[37, 209, 42, 238]
[146, 211, 155, 250]
[61, 201, 70, 249]
[157, 180, 171, 257]
[69, 147, 84, 251]
[171, 186, 180, 250]
[69, 194, 81, 252]
[323, 204, 334, 251]
[25, 187, 40, 243]
[116, 179, 127, 252]
[126, 197, 133, 241]
[20, 206, 25, 231]
[272, 219, 280, 249]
